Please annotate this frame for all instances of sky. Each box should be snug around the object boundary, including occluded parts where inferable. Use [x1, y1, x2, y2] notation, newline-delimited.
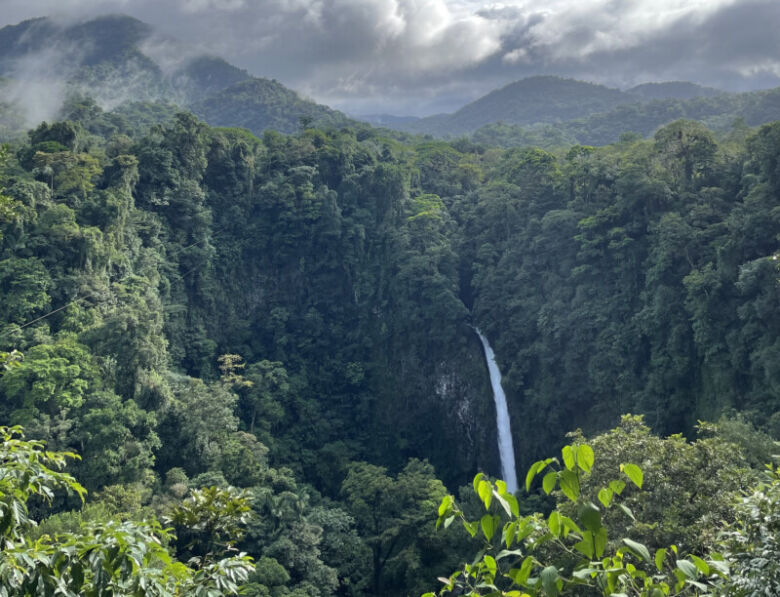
[1, 0, 779, 116]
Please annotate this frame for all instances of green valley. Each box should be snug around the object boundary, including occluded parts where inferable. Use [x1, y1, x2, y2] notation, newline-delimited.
[0, 9, 779, 597]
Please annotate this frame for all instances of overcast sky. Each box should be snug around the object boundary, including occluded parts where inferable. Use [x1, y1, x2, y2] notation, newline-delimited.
[1, 0, 779, 116]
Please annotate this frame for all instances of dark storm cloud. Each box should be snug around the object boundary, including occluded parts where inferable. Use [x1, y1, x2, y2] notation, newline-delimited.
[0, 0, 778, 115]
[421, 0, 780, 110]
[542, 0, 780, 91]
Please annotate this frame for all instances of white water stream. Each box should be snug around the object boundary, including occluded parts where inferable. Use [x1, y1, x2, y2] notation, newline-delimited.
[475, 329, 518, 494]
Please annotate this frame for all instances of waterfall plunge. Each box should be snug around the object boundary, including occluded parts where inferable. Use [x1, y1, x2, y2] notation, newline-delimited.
[475, 329, 518, 494]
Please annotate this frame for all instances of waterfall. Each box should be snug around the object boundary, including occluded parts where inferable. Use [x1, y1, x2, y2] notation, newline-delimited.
[475, 328, 518, 494]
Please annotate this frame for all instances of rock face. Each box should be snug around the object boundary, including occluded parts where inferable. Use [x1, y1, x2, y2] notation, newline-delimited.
[429, 337, 502, 485]
[369, 324, 500, 489]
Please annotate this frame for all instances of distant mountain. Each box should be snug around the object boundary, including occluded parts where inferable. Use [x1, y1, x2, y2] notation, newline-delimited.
[356, 114, 421, 127]
[400, 76, 634, 136]
[471, 85, 780, 149]
[454, 76, 630, 128]
[191, 78, 354, 135]
[0, 14, 351, 138]
[0, 15, 151, 69]
[627, 81, 723, 101]
[3, 15, 776, 146]
[176, 55, 250, 97]
[373, 75, 780, 146]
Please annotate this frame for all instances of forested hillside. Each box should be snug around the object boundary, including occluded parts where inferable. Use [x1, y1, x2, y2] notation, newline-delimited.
[190, 78, 355, 135]
[0, 15, 352, 140]
[626, 81, 722, 101]
[401, 77, 633, 136]
[1, 95, 779, 594]
[472, 86, 780, 148]
[382, 76, 780, 148]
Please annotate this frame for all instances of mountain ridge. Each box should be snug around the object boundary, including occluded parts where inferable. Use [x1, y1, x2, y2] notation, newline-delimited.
[626, 81, 723, 100]
[389, 76, 635, 136]
[1, 14, 778, 146]
[0, 14, 353, 138]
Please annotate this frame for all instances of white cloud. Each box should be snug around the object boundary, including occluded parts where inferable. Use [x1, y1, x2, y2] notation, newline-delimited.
[180, 0, 246, 13]
[2, 39, 84, 127]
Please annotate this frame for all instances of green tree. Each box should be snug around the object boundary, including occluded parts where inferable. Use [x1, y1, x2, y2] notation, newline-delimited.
[0, 257, 51, 324]
[156, 375, 240, 475]
[0, 339, 98, 424]
[0, 426, 253, 596]
[308, 505, 372, 596]
[427, 440, 728, 597]
[166, 485, 254, 566]
[71, 390, 160, 490]
[0, 144, 20, 241]
[719, 466, 780, 596]
[563, 415, 755, 555]
[243, 475, 340, 596]
[654, 120, 717, 191]
[243, 359, 289, 435]
[341, 459, 449, 596]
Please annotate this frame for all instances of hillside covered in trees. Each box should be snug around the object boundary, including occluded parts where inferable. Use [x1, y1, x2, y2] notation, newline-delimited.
[0, 15, 354, 140]
[1, 81, 779, 594]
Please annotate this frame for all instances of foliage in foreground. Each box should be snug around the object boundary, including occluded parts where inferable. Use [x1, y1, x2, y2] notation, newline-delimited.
[0, 425, 254, 596]
[719, 466, 780, 596]
[426, 437, 732, 596]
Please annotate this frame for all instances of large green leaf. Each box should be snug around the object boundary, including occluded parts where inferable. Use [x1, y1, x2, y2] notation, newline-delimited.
[561, 446, 575, 470]
[597, 487, 613, 508]
[508, 556, 534, 586]
[622, 537, 651, 562]
[576, 445, 594, 473]
[483, 554, 497, 577]
[594, 527, 607, 558]
[655, 548, 667, 572]
[478, 480, 493, 510]
[579, 503, 602, 532]
[676, 559, 698, 580]
[542, 472, 557, 495]
[558, 470, 580, 502]
[574, 533, 594, 559]
[547, 511, 561, 536]
[540, 565, 560, 597]
[525, 461, 545, 492]
[621, 463, 643, 489]
[481, 514, 499, 541]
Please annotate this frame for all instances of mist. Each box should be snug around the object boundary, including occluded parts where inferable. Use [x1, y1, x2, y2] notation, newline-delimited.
[0, 20, 215, 132]
[3, 43, 81, 129]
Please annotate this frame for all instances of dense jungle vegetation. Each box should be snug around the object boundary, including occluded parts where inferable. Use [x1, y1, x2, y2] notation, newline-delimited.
[0, 100, 779, 595]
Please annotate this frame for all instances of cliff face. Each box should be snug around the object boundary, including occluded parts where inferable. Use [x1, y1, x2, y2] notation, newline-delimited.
[371, 327, 500, 488]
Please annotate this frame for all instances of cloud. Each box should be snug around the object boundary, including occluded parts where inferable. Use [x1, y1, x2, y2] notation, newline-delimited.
[1, 33, 86, 127]
[528, 0, 780, 91]
[1, 0, 779, 115]
[179, 0, 246, 13]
